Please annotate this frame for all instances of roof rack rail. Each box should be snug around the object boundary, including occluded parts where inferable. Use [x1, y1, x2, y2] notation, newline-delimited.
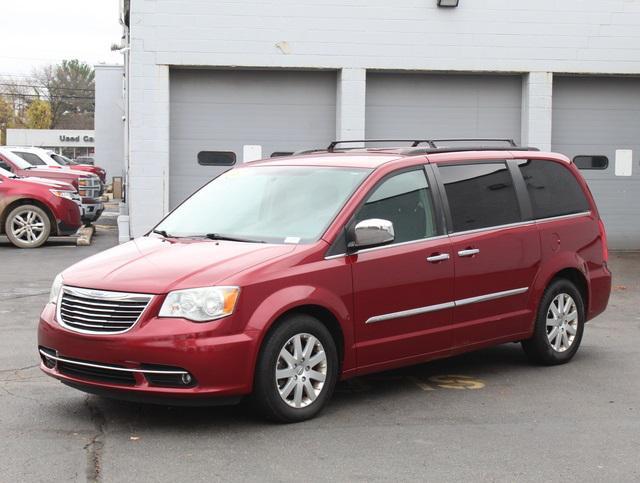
[405, 145, 539, 155]
[327, 139, 431, 152]
[427, 138, 517, 148]
[327, 138, 520, 152]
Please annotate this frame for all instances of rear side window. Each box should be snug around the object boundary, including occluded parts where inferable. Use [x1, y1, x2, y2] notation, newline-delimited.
[573, 155, 608, 170]
[439, 162, 521, 232]
[14, 151, 45, 166]
[197, 151, 236, 166]
[518, 160, 590, 219]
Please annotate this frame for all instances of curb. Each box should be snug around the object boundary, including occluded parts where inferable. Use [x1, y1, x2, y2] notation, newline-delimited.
[77, 225, 95, 246]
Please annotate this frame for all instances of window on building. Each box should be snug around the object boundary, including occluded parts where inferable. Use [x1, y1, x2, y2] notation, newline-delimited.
[271, 152, 295, 158]
[518, 160, 590, 219]
[14, 151, 45, 166]
[573, 155, 608, 170]
[439, 162, 520, 232]
[197, 151, 236, 166]
[352, 169, 437, 245]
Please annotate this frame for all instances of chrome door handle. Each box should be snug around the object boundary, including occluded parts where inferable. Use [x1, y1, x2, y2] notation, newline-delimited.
[458, 248, 480, 257]
[427, 253, 450, 263]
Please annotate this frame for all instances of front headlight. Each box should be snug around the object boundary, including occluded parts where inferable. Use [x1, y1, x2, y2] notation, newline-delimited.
[50, 189, 76, 201]
[159, 286, 240, 322]
[49, 273, 63, 304]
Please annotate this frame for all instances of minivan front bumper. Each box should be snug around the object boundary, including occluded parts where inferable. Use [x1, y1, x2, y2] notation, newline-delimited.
[37, 303, 257, 404]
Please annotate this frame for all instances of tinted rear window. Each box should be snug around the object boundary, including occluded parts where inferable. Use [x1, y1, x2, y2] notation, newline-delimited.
[439, 162, 521, 232]
[517, 160, 590, 219]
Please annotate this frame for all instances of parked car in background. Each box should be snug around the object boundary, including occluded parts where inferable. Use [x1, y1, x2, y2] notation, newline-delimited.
[0, 165, 82, 248]
[38, 140, 611, 422]
[8, 146, 106, 184]
[74, 156, 95, 166]
[0, 148, 104, 225]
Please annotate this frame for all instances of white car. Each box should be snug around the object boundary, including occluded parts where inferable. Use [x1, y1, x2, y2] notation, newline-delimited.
[8, 146, 107, 184]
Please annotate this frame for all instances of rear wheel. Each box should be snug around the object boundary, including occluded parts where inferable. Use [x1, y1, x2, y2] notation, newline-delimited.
[522, 279, 585, 365]
[4, 204, 51, 249]
[253, 314, 338, 423]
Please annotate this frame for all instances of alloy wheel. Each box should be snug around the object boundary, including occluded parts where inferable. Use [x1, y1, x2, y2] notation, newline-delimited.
[275, 333, 327, 408]
[10, 209, 46, 246]
[546, 293, 579, 353]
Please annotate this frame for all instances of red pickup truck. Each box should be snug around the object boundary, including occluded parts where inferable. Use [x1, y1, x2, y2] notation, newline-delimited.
[0, 165, 82, 248]
[0, 148, 103, 224]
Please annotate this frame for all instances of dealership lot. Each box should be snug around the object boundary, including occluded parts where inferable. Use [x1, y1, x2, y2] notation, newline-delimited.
[1, 230, 638, 482]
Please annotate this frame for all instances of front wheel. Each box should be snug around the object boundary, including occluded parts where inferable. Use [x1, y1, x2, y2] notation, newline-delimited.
[253, 314, 338, 423]
[4, 204, 51, 249]
[522, 279, 585, 365]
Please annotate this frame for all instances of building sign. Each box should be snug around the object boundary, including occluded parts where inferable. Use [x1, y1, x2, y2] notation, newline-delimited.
[7, 129, 96, 148]
[59, 134, 95, 143]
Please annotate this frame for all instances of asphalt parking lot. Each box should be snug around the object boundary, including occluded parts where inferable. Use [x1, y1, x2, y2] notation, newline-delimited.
[1, 228, 639, 482]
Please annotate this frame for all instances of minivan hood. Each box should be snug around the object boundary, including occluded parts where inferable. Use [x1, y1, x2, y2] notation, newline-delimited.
[61, 236, 297, 294]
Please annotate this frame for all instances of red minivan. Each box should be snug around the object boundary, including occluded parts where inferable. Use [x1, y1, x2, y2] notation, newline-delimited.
[38, 140, 611, 422]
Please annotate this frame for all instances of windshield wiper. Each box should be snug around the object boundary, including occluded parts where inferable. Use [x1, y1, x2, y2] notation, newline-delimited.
[151, 229, 172, 238]
[204, 233, 265, 243]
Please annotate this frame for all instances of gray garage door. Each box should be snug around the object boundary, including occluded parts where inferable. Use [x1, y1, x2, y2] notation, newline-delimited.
[366, 73, 522, 142]
[169, 69, 336, 207]
[552, 76, 640, 250]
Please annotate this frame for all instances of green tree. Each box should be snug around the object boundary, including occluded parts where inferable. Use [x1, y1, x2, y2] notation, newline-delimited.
[0, 95, 16, 145]
[25, 99, 52, 129]
[35, 59, 95, 128]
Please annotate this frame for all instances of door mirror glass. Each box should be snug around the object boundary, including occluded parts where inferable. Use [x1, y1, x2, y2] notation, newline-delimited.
[351, 218, 395, 250]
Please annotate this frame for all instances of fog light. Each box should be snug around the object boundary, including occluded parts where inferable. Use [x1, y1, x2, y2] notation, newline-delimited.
[42, 354, 57, 369]
[181, 373, 193, 385]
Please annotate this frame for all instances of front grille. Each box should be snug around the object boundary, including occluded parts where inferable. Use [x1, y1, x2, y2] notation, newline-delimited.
[58, 286, 153, 334]
[78, 176, 103, 198]
[58, 359, 136, 385]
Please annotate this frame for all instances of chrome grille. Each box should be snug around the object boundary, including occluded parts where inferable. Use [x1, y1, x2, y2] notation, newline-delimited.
[58, 286, 153, 334]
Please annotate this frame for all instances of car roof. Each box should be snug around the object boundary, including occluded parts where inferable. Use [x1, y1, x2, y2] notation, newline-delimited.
[248, 148, 569, 170]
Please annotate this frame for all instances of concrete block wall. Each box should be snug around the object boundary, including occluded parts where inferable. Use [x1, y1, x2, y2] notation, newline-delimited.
[125, 0, 640, 238]
[94, 65, 126, 183]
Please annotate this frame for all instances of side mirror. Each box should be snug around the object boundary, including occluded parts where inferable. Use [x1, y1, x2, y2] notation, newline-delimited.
[349, 218, 395, 251]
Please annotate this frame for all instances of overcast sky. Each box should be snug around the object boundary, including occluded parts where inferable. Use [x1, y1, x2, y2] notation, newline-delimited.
[2, 0, 122, 77]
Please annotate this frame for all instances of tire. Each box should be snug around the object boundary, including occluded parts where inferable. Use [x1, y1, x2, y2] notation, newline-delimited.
[4, 204, 51, 249]
[522, 278, 585, 365]
[252, 314, 338, 423]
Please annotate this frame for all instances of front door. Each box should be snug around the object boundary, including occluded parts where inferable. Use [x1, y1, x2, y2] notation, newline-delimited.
[436, 161, 541, 348]
[350, 168, 455, 371]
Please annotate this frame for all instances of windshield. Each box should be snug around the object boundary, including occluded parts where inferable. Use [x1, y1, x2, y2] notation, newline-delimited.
[0, 150, 30, 169]
[155, 166, 371, 244]
[0, 166, 13, 177]
[52, 154, 72, 166]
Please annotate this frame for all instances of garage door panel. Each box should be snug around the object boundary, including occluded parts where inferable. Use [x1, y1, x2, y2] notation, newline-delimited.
[552, 76, 640, 249]
[366, 73, 521, 141]
[170, 69, 336, 207]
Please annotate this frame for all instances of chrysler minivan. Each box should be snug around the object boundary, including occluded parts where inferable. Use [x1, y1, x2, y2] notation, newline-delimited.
[38, 140, 611, 422]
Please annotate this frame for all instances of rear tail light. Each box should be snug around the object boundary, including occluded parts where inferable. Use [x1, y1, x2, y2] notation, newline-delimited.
[598, 218, 609, 263]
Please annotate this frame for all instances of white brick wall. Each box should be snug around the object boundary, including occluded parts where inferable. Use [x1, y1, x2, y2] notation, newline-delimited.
[125, 0, 640, 237]
[521, 72, 553, 152]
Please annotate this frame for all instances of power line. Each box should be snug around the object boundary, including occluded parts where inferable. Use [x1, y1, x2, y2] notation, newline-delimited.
[0, 92, 94, 101]
[0, 82, 94, 92]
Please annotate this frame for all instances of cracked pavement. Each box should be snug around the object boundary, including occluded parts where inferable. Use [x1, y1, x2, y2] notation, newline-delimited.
[1, 228, 639, 482]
